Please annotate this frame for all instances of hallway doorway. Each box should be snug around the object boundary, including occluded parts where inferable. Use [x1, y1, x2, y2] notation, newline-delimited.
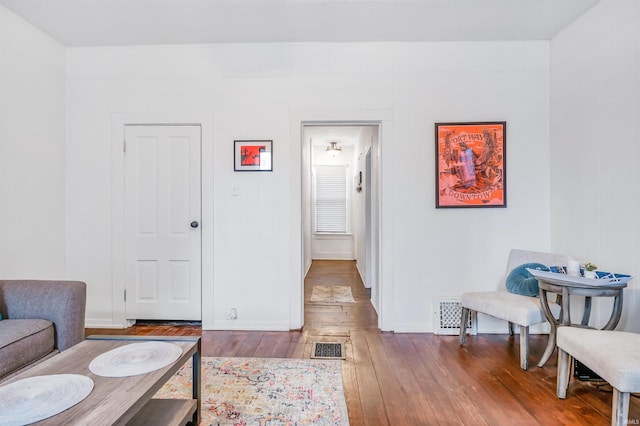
[300, 123, 381, 326]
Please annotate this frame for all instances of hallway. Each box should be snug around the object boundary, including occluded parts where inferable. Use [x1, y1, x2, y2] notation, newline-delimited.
[304, 259, 378, 333]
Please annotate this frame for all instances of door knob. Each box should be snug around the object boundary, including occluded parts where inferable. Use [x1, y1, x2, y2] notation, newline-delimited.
[190, 221, 199, 229]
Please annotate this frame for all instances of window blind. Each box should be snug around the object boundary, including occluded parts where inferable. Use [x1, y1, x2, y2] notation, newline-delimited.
[315, 165, 348, 233]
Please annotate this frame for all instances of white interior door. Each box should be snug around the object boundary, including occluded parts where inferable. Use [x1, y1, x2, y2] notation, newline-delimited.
[124, 125, 201, 321]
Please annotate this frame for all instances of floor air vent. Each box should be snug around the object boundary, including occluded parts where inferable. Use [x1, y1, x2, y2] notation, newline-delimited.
[311, 342, 345, 359]
[433, 297, 475, 335]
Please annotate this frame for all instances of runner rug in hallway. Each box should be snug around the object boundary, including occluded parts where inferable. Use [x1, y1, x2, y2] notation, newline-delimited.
[155, 357, 350, 425]
[309, 285, 355, 303]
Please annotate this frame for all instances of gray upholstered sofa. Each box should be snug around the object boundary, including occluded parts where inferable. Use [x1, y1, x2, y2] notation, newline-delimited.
[0, 280, 86, 382]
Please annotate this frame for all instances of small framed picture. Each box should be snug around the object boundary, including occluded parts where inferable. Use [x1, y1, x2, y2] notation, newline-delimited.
[435, 121, 506, 208]
[234, 140, 273, 171]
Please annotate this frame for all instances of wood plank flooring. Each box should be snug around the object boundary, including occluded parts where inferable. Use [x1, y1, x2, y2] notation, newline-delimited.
[86, 260, 640, 425]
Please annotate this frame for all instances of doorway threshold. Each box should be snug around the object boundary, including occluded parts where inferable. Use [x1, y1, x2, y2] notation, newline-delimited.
[135, 320, 202, 327]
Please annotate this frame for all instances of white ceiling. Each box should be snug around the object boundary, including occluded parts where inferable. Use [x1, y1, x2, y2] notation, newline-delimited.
[305, 125, 372, 147]
[0, 0, 600, 47]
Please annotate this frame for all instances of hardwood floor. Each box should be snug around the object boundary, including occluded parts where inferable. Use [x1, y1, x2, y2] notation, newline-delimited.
[86, 260, 639, 425]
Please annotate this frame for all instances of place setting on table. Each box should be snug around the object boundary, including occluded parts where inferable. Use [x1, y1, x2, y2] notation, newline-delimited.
[87, 341, 183, 378]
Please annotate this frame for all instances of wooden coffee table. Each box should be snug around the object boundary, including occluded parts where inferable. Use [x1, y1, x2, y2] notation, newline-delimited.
[4, 335, 200, 425]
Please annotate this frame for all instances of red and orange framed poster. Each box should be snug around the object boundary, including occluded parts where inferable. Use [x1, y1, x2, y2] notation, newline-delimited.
[435, 122, 506, 208]
[234, 140, 273, 171]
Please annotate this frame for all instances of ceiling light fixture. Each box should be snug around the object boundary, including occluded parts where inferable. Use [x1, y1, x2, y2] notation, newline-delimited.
[326, 141, 342, 157]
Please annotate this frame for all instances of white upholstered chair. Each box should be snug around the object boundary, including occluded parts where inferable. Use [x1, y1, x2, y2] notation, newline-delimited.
[557, 327, 640, 426]
[459, 248, 567, 370]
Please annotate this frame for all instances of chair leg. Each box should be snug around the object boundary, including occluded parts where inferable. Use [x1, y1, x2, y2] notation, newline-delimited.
[556, 349, 571, 399]
[459, 307, 470, 344]
[509, 321, 515, 336]
[519, 325, 529, 370]
[612, 389, 630, 426]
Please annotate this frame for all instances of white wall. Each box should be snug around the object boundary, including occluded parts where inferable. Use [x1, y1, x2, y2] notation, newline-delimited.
[387, 44, 552, 331]
[0, 7, 66, 278]
[550, 0, 640, 331]
[302, 130, 313, 276]
[64, 41, 551, 332]
[354, 128, 372, 284]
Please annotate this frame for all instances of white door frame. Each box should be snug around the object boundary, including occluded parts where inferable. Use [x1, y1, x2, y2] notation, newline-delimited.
[289, 109, 394, 331]
[365, 147, 373, 289]
[111, 112, 215, 328]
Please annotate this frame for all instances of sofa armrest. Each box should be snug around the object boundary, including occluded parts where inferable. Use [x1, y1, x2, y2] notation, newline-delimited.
[0, 280, 86, 351]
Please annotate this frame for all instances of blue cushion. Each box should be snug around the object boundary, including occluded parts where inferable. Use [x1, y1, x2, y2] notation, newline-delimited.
[506, 263, 549, 297]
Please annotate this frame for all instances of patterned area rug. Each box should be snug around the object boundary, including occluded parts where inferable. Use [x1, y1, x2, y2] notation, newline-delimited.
[155, 357, 350, 426]
[309, 286, 355, 303]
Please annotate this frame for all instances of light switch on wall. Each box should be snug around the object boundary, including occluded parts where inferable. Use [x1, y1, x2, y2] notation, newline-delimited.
[231, 184, 239, 196]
